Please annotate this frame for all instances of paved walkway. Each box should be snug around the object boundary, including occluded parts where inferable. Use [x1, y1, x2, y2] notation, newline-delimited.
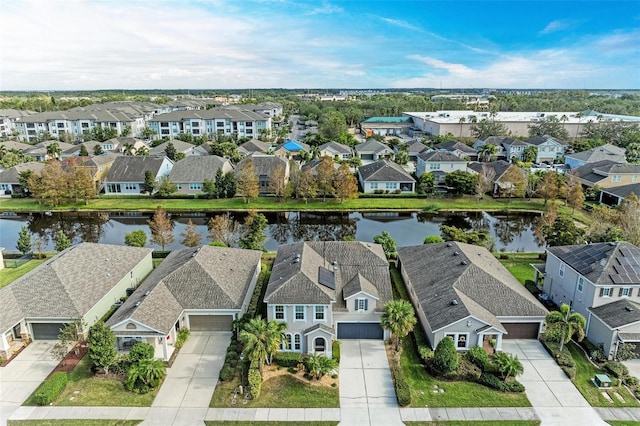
[503, 339, 608, 426]
[0, 340, 58, 426]
[339, 340, 404, 426]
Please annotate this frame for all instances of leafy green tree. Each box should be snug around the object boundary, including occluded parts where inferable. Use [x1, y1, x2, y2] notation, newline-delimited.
[221, 172, 237, 198]
[87, 321, 117, 374]
[522, 145, 538, 163]
[566, 174, 585, 213]
[444, 170, 476, 195]
[128, 342, 154, 364]
[537, 171, 563, 205]
[164, 142, 177, 161]
[148, 205, 174, 250]
[202, 178, 217, 199]
[79, 145, 89, 156]
[319, 110, 348, 141]
[528, 116, 569, 140]
[494, 352, 524, 380]
[124, 229, 147, 247]
[625, 143, 640, 163]
[142, 170, 155, 194]
[545, 303, 586, 352]
[541, 214, 584, 246]
[70, 166, 97, 204]
[316, 156, 335, 201]
[417, 172, 435, 195]
[433, 336, 458, 373]
[266, 319, 287, 365]
[296, 168, 317, 203]
[16, 225, 32, 255]
[93, 144, 104, 156]
[54, 230, 71, 252]
[333, 163, 358, 203]
[381, 300, 417, 352]
[470, 119, 508, 139]
[394, 149, 409, 166]
[373, 230, 397, 259]
[57, 318, 86, 356]
[238, 210, 268, 251]
[236, 158, 260, 203]
[439, 225, 492, 249]
[180, 219, 201, 247]
[136, 146, 149, 156]
[125, 358, 166, 393]
[268, 164, 288, 201]
[155, 176, 177, 197]
[424, 235, 444, 244]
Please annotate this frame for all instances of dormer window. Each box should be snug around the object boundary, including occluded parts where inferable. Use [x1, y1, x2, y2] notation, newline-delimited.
[355, 298, 368, 312]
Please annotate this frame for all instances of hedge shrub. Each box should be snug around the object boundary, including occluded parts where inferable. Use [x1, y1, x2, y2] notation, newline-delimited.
[248, 365, 262, 399]
[128, 342, 154, 364]
[477, 372, 525, 393]
[390, 363, 411, 406]
[274, 351, 302, 368]
[604, 361, 629, 379]
[175, 328, 190, 349]
[33, 372, 68, 405]
[433, 337, 458, 373]
[466, 346, 488, 370]
[219, 363, 234, 381]
[332, 340, 341, 363]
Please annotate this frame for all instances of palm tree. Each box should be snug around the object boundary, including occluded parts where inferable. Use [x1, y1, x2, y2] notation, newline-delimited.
[479, 143, 498, 162]
[545, 303, 586, 352]
[123, 143, 135, 155]
[0, 144, 6, 160]
[125, 358, 166, 392]
[381, 300, 417, 352]
[240, 317, 284, 373]
[266, 319, 287, 365]
[46, 142, 61, 160]
[494, 352, 524, 380]
[305, 353, 337, 380]
[575, 111, 584, 140]
[459, 116, 466, 139]
[136, 146, 149, 156]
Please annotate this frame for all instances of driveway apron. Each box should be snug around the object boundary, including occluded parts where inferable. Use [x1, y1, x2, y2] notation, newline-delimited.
[142, 331, 230, 426]
[339, 340, 404, 426]
[0, 341, 59, 426]
[503, 339, 608, 426]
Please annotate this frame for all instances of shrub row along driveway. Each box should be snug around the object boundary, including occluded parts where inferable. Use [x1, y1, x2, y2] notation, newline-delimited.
[503, 339, 608, 426]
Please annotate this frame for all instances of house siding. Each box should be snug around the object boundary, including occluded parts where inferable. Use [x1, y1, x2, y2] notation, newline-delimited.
[415, 159, 467, 177]
[587, 313, 617, 358]
[266, 304, 333, 354]
[434, 317, 495, 351]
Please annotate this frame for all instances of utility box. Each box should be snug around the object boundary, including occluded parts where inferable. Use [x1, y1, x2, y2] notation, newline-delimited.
[595, 374, 611, 388]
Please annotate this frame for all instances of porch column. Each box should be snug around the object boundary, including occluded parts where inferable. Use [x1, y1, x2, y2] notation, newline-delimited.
[162, 337, 168, 361]
[476, 333, 483, 347]
[183, 315, 190, 330]
[0, 333, 10, 351]
[495, 334, 503, 351]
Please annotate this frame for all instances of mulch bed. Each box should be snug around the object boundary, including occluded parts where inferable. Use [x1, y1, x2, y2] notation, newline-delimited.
[47, 344, 89, 379]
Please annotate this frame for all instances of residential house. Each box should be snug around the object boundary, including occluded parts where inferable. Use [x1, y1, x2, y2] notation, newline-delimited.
[107, 246, 262, 360]
[358, 160, 416, 193]
[525, 135, 568, 163]
[103, 156, 174, 195]
[272, 140, 310, 161]
[467, 160, 523, 196]
[236, 154, 290, 194]
[109, 137, 148, 155]
[0, 140, 33, 154]
[61, 140, 118, 158]
[565, 144, 627, 169]
[0, 109, 34, 138]
[25, 141, 75, 161]
[599, 184, 640, 206]
[416, 151, 467, 183]
[401, 141, 429, 162]
[169, 156, 234, 195]
[473, 136, 507, 160]
[354, 139, 393, 162]
[398, 242, 547, 352]
[263, 241, 393, 357]
[318, 141, 352, 161]
[501, 138, 529, 162]
[435, 140, 478, 161]
[238, 139, 273, 157]
[360, 116, 414, 136]
[541, 242, 640, 359]
[0, 243, 153, 359]
[301, 157, 339, 177]
[60, 153, 119, 192]
[0, 162, 45, 197]
[149, 139, 208, 157]
[573, 160, 640, 190]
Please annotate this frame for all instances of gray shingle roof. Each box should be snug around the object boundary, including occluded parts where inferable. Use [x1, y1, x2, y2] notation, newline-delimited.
[0, 243, 152, 333]
[467, 160, 514, 182]
[590, 299, 640, 329]
[526, 135, 568, 146]
[0, 141, 32, 152]
[169, 156, 233, 183]
[318, 141, 352, 155]
[601, 184, 640, 199]
[104, 156, 168, 183]
[547, 242, 640, 286]
[0, 162, 45, 184]
[107, 246, 261, 334]
[149, 140, 200, 156]
[566, 144, 627, 164]
[398, 242, 547, 333]
[343, 273, 379, 299]
[236, 155, 288, 176]
[238, 139, 272, 155]
[358, 160, 415, 182]
[355, 139, 391, 154]
[418, 151, 466, 162]
[435, 141, 477, 154]
[264, 241, 392, 311]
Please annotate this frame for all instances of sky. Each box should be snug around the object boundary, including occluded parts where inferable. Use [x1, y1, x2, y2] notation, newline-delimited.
[1, 0, 639, 90]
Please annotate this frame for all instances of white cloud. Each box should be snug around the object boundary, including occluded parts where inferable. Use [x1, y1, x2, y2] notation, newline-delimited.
[378, 17, 421, 32]
[308, 1, 343, 15]
[540, 19, 577, 34]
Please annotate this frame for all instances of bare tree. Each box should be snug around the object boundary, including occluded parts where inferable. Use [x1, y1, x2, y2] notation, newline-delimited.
[180, 219, 201, 247]
[207, 213, 239, 247]
[148, 205, 174, 250]
[475, 165, 495, 200]
[236, 158, 259, 203]
[268, 164, 287, 201]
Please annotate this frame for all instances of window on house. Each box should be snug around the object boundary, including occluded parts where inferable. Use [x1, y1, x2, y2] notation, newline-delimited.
[245, 122, 253, 127]
[81, 122, 89, 128]
[355, 298, 368, 312]
[385, 182, 397, 189]
[216, 122, 224, 127]
[246, 129, 253, 134]
[294, 334, 301, 351]
[429, 163, 441, 170]
[161, 129, 170, 135]
[107, 183, 121, 193]
[622, 288, 631, 297]
[295, 305, 305, 321]
[612, 175, 621, 182]
[192, 129, 200, 135]
[314, 306, 325, 321]
[189, 183, 202, 190]
[370, 183, 378, 189]
[602, 288, 611, 297]
[559, 263, 565, 277]
[314, 337, 325, 352]
[457, 334, 467, 349]
[192, 122, 199, 127]
[275, 305, 285, 320]
[577, 277, 584, 292]
[57, 123, 65, 128]
[633, 175, 638, 183]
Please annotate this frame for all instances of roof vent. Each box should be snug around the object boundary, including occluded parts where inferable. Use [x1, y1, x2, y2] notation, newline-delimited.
[451, 299, 459, 306]
[625, 306, 634, 312]
[461, 261, 468, 265]
[609, 242, 616, 246]
[135, 301, 141, 307]
[454, 251, 459, 256]
[144, 291, 150, 296]
[446, 243, 452, 247]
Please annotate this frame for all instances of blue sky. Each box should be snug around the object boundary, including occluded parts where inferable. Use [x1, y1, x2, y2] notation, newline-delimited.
[1, 0, 638, 90]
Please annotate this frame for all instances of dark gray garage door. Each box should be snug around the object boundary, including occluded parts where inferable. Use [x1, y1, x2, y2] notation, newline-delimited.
[189, 315, 233, 331]
[337, 323, 383, 340]
[31, 323, 68, 340]
[502, 322, 540, 339]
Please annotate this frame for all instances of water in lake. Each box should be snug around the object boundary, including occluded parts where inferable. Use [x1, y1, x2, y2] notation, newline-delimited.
[0, 210, 544, 253]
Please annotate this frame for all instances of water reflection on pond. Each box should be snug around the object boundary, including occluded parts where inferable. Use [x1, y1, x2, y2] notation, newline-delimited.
[0, 210, 544, 253]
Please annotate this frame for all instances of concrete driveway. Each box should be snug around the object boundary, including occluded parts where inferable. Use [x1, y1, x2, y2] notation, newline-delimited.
[143, 332, 231, 426]
[339, 340, 404, 426]
[0, 340, 59, 426]
[503, 339, 608, 426]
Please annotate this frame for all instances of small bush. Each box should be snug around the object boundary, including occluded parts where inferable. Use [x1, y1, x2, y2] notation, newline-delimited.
[478, 372, 503, 390]
[287, 367, 297, 374]
[635, 388, 640, 400]
[274, 351, 302, 368]
[128, 342, 154, 364]
[503, 380, 526, 392]
[623, 376, 638, 387]
[466, 346, 488, 370]
[332, 340, 341, 363]
[174, 328, 190, 349]
[561, 365, 576, 379]
[433, 337, 458, 374]
[226, 349, 239, 361]
[219, 363, 234, 381]
[418, 345, 433, 363]
[604, 361, 629, 379]
[499, 253, 510, 259]
[248, 367, 262, 399]
[454, 357, 482, 381]
[391, 363, 411, 406]
[33, 372, 68, 405]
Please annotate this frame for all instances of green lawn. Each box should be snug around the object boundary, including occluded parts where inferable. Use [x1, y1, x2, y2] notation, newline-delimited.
[24, 357, 157, 407]
[405, 422, 540, 426]
[8, 421, 140, 426]
[606, 422, 640, 426]
[0, 258, 47, 288]
[400, 338, 531, 407]
[205, 423, 338, 426]
[498, 254, 542, 285]
[566, 341, 639, 407]
[210, 374, 339, 408]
